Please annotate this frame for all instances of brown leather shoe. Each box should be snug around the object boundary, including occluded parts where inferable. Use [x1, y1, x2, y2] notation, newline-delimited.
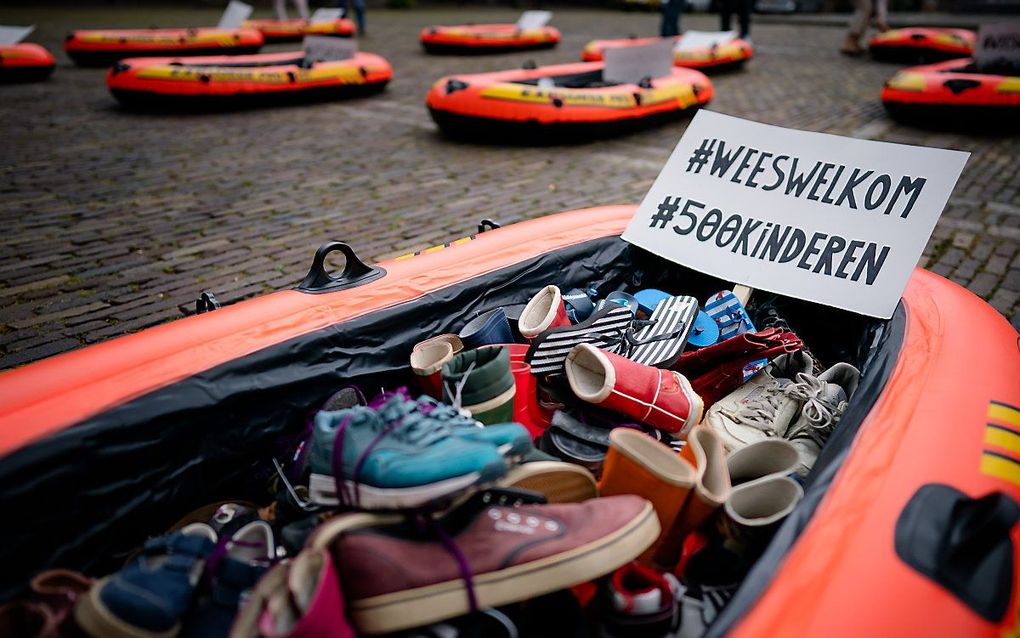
[333, 495, 659, 634]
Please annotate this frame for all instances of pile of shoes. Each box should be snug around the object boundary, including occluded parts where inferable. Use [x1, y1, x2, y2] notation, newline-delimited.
[4, 283, 862, 638]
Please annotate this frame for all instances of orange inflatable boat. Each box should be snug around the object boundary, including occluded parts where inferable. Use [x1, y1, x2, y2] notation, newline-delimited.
[0, 43, 56, 82]
[882, 58, 1020, 128]
[426, 61, 712, 142]
[582, 35, 754, 71]
[869, 27, 975, 64]
[0, 205, 1017, 636]
[106, 50, 392, 110]
[420, 24, 560, 54]
[64, 27, 264, 67]
[242, 17, 356, 42]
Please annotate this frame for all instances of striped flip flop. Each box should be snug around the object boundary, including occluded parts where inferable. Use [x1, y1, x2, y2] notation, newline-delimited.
[525, 305, 633, 376]
[705, 290, 756, 340]
[623, 295, 699, 368]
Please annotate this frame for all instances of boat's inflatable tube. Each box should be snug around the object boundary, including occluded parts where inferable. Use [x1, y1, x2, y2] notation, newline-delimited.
[242, 18, 356, 42]
[426, 61, 712, 142]
[0, 206, 1017, 637]
[106, 50, 392, 110]
[881, 58, 1020, 128]
[64, 27, 265, 67]
[0, 43, 56, 83]
[869, 27, 975, 64]
[582, 35, 754, 71]
[420, 24, 560, 54]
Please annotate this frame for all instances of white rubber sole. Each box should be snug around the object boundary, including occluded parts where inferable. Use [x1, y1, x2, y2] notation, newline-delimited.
[309, 471, 485, 510]
[349, 501, 660, 634]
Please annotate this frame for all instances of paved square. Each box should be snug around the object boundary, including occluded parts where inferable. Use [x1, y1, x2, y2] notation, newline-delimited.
[1, 7, 1018, 369]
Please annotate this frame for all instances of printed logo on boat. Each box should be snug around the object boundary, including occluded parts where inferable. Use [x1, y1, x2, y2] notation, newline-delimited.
[981, 400, 1020, 487]
[135, 64, 366, 85]
[479, 84, 695, 109]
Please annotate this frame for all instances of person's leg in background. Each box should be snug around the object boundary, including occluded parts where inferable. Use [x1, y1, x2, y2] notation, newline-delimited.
[737, 0, 752, 39]
[273, 0, 288, 20]
[873, 0, 889, 33]
[841, 0, 872, 55]
[661, 0, 682, 37]
[292, 0, 310, 19]
[353, 0, 366, 35]
[720, 0, 734, 33]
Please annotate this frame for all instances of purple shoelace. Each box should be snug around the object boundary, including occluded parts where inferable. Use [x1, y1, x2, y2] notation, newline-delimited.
[414, 512, 479, 614]
[330, 413, 404, 510]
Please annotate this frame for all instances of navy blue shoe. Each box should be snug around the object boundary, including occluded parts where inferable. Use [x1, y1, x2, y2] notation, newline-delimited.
[459, 308, 513, 349]
[74, 523, 217, 638]
[181, 520, 277, 638]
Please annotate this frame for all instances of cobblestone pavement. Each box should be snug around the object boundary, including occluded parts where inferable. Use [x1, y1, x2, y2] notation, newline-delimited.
[1, 7, 1018, 369]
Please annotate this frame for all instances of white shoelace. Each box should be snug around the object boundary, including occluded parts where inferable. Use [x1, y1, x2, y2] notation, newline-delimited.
[729, 385, 787, 434]
[783, 373, 848, 436]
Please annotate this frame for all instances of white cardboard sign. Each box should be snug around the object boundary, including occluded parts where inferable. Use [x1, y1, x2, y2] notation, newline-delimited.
[604, 40, 674, 84]
[974, 23, 1020, 68]
[675, 30, 737, 51]
[303, 35, 357, 62]
[516, 10, 552, 31]
[218, 1, 253, 29]
[622, 111, 969, 318]
[310, 8, 344, 23]
[0, 25, 35, 45]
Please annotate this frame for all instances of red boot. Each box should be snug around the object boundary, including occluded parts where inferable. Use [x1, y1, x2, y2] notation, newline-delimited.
[675, 329, 802, 409]
[519, 285, 571, 341]
[565, 343, 703, 433]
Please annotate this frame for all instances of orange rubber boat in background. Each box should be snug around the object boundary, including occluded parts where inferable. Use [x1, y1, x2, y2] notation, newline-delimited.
[582, 35, 754, 72]
[242, 18, 356, 42]
[0, 43, 56, 82]
[0, 205, 1016, 636]
[64, 27, 264, 67]
[426, 61, 712, 141]
[869, 27, 975, 63]
[420, 24, 560, 54]
[106, 50, 392, 110]
[882, 58, 1020, 128]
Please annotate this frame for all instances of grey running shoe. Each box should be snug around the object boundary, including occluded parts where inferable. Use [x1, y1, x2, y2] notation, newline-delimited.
[704, 351, 813, 452]
[784, 363, 861, 476]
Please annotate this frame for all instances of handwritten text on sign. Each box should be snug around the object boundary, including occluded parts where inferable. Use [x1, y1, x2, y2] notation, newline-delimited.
[622, 111, 969, 318]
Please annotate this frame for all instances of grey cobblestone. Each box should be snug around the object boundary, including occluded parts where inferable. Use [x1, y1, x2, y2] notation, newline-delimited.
[0, 6, 1018, 370]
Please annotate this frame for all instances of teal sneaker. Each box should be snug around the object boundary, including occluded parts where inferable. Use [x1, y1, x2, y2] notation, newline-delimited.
[307, 404, 508, 510]
[412, 395, 533, 458]
[368, 389, 534, 459]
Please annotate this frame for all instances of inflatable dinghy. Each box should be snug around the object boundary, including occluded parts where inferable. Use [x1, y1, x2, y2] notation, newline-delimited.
[426, 61, 712, 142]
[242, 17, 356, 42]
[882, 57, 1020, 129]
[869, 27, 975, 64]
[0, 205, 1017, 637]
[106, 50, 392, 110]
[64, 27, 264, 67]
[582, 35, 753, 72]
[0, 43, 56, 82]
[420, 24, 560, 54]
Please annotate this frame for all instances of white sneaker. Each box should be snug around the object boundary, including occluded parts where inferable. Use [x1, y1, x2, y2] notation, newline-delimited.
[704, 352, 813, 452]
[784, 363, 861, 476]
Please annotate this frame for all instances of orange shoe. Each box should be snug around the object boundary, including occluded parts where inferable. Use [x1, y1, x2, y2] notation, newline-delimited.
[598, 428, 695, 565]
[654, 425, 731, 568]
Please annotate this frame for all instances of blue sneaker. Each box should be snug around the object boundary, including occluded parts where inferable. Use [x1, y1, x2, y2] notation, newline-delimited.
[74, 523, 216, 638]
[180, 520, 277, 638]
[307, 400, 509, 510]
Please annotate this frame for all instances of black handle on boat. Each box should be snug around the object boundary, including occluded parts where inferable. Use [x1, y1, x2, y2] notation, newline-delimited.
[478, 219, 502, 233]
[196, 291, 221, 314]
[297, 241, 385, 294]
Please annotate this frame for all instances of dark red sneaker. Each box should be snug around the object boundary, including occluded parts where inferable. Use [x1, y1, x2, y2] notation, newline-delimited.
[333, 495, 659, 634]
